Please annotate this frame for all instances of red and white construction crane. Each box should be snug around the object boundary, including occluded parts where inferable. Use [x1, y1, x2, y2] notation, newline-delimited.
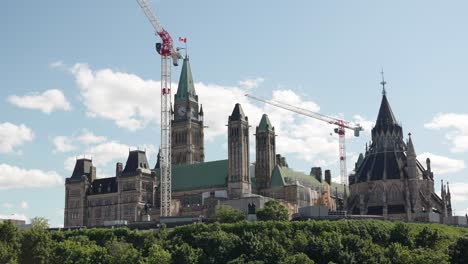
[245, 94, 363, 185]
[136, 0, 182, 216]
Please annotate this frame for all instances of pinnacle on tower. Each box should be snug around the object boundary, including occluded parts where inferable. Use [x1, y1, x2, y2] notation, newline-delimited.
[175, 57, 197, 102]
[407, 133, 416, 157]
[257, 114, 273, 132]
[229, 103, 247, 121]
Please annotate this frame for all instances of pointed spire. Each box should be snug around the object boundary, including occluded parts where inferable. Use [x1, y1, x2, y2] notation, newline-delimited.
[229, 103, 247, 121]
[154, 148, 161, 169]
[375, 91, 397, 127]
[373, 73, 400, 135]
[257, 114, 273, 132]
[199, 104, 204, 115]
[407, 133, 416, 156]
[175, 57, 197, 102]
[441, 179, 445, 198]
[447, 182, 451, 196]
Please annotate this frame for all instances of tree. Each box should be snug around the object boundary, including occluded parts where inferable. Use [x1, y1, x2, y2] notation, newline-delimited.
[389, 222, 413, 248]
[214, 205, 245, 223]
[280, 253, 315, 264]
[415, 227, 439, 248]
[171, 243, 202, 264]
[0, 221, 21, 264]
[448, 235, 468, 264]
[51, 240, 110, 264]
[146, 244, 171, 264]
[30, 217, 49, 230]
[256, 200, 289, 221]
[105, 240, 141, 264]
[19, 222, 54, 264]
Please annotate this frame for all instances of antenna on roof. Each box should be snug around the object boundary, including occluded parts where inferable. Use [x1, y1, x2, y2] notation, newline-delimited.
[380, 68, 387, 96]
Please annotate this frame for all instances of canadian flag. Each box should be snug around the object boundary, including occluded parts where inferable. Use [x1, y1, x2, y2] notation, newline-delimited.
[179, 37, 187, 43]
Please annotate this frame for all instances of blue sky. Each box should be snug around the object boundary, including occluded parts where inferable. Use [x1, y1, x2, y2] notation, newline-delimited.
[2, 0, 468, 226]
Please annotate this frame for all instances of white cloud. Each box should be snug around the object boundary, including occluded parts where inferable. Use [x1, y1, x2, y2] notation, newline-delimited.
[239, 77, 264, 89]
[53, 136, 75, 153]
[50, 60, 65, 68]
[0, 213, 27, 222]
[77, 130, 107, 144]
[8, 89, 71, 114]
[68, 63, 369, 170]
[3, 203, 13, 209]
[425, 113, 468, 153]
[0, 164, 63, 190]
[461, 208, 468, 216]
[70, 63, 160, 131]
[449, 182, 468, 203]
[0, 122, 34, 153]
[417, 152, 465, 175]
[20, 201, 29, 209]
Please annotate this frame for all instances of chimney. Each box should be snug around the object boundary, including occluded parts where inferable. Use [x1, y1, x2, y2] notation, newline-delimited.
[310, 167, 322, 182]
[116, 162, 123, 176]
[325, 170, 332, 185]
[90, 166, 96, 182]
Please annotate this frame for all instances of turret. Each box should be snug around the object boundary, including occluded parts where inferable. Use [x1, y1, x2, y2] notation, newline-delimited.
[255, 114, 276, 189]
[228, 103, 251, 198]
[406, 133, 420, 214]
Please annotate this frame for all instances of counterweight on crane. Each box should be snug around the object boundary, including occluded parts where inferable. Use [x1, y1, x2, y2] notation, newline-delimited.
[136, 0, 182, 217]
[245, 94, 363, 185]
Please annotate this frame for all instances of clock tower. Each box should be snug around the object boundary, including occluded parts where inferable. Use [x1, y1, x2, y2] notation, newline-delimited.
[171, 57, 204, 165]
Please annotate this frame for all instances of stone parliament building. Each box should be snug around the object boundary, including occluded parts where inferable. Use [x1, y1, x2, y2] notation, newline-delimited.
[64, 58, 457, 227]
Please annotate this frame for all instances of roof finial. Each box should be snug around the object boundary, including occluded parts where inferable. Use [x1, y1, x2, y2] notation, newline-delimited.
[380, 68, 387, 96]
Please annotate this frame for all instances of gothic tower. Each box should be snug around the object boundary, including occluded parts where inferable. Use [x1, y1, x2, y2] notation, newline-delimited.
[171, 57, 204, 165]
[255, 114, 276, 189]
[227, 103, 251, 198]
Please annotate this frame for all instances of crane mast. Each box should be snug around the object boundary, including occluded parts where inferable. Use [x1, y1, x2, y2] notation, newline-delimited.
[136, 0, 181, 217]
[245, 94, 363, 185]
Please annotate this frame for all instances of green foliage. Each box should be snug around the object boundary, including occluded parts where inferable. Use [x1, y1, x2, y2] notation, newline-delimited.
[2, 220, 468, 263]
[214, 205, 245, 223]
[171, 242, 202, 264]
[105, 240, 142, 264]
[51, 239, 110, 264]
[256, 200, 289, 221]
[448, 235, 468, 264]
[389, 222, 414, 248]
[19, 224, 54, 264]
[31, 217, 49, 230]
[146, 244, 171, 264]
[415, 226, 439, 248]
[280, 253, 315, 264]
[0, 221, 21, 264]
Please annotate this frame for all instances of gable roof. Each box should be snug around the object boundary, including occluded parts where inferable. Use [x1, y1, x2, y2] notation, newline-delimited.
[270, 165, 344, 193]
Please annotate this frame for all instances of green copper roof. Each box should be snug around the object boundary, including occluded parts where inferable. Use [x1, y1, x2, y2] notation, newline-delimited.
[155, 160, 228, 192]
[175, 57, 197, 102]
[257, 114, 273, 132]
[271, 165, 345, 193]
[271, 166, 286, 187]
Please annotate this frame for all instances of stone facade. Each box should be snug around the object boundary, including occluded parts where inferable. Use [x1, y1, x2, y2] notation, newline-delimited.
[171, 57, 204, 165]
[64, 58, 343, 228]
[347, 89, 452, 221]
